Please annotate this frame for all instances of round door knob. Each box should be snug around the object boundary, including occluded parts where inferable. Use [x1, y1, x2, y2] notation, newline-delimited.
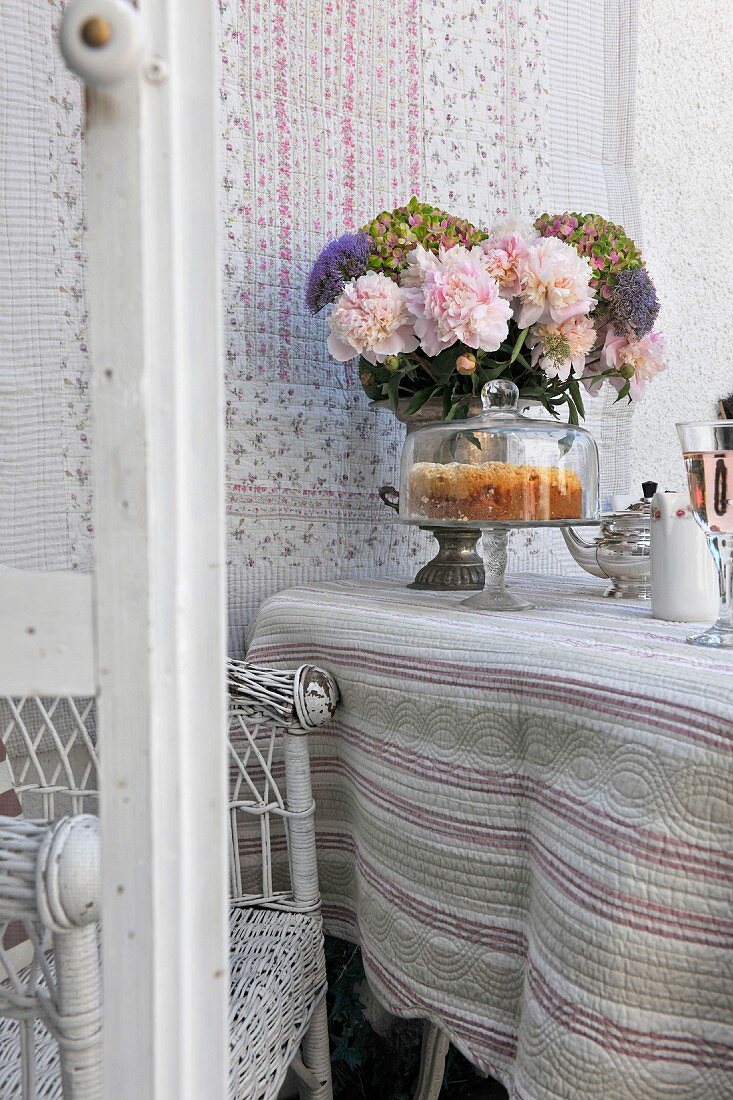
[59, 0, 143, 86]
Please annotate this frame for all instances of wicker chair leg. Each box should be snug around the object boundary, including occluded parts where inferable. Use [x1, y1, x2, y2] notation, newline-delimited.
[53, 925, 103, 1099]
[413, 1022, 449, 1100]
[20, 1018, 37, 1098]
[297, 995, 332, 1100]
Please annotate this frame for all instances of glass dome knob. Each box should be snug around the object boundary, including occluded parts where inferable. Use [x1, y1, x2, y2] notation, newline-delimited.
[481, 378, 519, 413]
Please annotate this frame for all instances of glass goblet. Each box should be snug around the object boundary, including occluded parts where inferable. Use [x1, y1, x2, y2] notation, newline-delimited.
[676, 420, 733, 646]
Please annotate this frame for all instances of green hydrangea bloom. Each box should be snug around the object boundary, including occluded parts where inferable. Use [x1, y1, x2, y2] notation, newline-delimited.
[534, 211, 644, 302]
[363, 196, 487, 280]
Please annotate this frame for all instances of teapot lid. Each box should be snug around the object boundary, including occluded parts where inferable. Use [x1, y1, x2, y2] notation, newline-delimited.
[602, 481, 657, 534]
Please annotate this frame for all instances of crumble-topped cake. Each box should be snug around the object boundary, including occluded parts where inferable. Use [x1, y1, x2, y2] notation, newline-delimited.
[408, 460, 583, 522]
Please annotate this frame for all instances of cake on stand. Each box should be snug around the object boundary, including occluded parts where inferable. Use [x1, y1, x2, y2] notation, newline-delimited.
[395, 379, 601, 611]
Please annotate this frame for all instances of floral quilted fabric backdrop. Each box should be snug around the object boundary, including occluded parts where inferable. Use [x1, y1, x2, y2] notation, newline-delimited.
[1, 0, 641, 645]
[220, 0, 558, 643]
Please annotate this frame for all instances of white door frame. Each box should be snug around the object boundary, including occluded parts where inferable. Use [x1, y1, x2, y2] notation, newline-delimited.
[62, 1, 230, 1095]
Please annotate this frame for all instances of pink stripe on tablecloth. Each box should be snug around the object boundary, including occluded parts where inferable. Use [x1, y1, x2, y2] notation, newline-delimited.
[233, 724, 732, 876]
[247, 639, 733, 750]
[323, 833, 528, 954]
[329, 719, 733, 875]
[369, 925, 733, 1071]
[328, 899, 731, 1073]
[527, 963, 733, 1070]
[362, 945, 520, 1059]
[309, 757, 733, 945]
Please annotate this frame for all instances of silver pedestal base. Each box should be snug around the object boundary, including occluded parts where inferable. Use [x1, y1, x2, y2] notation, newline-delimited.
[408, 527, 484, 591]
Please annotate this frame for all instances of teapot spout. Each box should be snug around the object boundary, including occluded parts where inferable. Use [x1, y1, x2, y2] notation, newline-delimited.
[560, 526, 606, 578]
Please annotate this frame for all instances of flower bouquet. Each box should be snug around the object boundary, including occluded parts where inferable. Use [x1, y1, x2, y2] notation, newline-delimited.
[306, 197, 666, 425]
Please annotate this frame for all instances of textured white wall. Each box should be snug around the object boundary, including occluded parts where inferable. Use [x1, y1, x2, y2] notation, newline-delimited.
[631, 0, 733, 493]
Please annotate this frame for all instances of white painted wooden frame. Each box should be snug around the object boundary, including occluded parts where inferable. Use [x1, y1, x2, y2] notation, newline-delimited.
[80, 2, 229, 1097]
[0, 573, 95, 697]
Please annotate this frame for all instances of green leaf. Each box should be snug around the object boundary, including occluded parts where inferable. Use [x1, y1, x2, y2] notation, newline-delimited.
[509, 327, 529, 364]
[386, 372, 401, 413]
[558, 431, 575, 457]
[420, 346, 460, 386]
[568, 380, 586, 421]
[482, 360, 509, 382]
[403, 384, 437, 415]
[614, 380, 632, 403]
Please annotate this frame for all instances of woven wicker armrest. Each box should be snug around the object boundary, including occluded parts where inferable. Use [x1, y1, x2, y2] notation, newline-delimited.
[227, 660, 339, 730]
[0, 815, 100, 931]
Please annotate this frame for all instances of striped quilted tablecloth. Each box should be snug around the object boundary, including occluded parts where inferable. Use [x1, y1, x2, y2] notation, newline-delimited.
[246, 575, 733, 1100]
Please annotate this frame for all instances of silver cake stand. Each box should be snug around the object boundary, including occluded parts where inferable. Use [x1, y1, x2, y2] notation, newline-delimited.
[379, 487, 484, 591]
[379, 487, 599, 606]
[417, 519, 601, 611]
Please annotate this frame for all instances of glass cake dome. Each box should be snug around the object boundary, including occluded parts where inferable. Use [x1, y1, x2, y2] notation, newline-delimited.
[399, 379, 600, 528]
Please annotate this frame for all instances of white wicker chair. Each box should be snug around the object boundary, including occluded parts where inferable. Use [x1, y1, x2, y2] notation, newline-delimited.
[0, 661, 338, 1100]
[0, 814, 101, 1099]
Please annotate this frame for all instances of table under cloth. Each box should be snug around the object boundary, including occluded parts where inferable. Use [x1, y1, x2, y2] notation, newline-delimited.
[245, 575, 733, 1100]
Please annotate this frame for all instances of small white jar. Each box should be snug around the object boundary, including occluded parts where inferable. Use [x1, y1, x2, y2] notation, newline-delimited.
[650, 491, 719, 622]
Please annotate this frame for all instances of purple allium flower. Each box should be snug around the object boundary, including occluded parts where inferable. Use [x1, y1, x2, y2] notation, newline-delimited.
[305, 231, 373, 314]
[610, 267, 660, 338]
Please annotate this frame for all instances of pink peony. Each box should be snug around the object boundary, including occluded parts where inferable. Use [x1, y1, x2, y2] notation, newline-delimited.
[400, 244, 441, 289]
[600, 327, 667, 400]
[327, 271, 419, 364]
[527, 315, 597, 382]
[479, 215, 537, 299]
[515, 237, 595, 328]
[487, 215, 540, 245]
[479, 217, 539, 298]
[480, 236, 529, 299]
[403, 245, 512, 357]
[456, 353, 477, 375]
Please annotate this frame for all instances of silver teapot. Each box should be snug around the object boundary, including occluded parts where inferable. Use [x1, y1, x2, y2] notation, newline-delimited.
[561, 481, 657, 599]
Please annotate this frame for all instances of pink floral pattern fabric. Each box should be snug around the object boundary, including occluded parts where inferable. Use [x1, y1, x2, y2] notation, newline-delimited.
[11, 1, 646, 638]
[220, 0, 553, 643]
